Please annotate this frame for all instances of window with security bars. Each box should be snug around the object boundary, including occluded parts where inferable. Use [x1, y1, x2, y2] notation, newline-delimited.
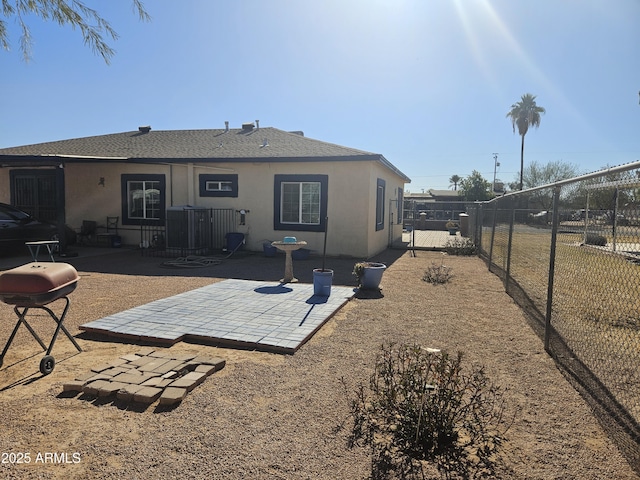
[10, 170, 59, 222]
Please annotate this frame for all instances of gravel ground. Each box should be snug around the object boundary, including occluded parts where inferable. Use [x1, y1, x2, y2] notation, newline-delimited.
[0, 247, 638, 479]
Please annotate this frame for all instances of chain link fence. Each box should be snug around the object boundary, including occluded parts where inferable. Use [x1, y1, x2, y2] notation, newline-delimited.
[468, 162, 640, 464]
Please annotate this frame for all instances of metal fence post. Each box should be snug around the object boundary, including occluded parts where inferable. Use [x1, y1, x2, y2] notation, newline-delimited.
[488, 200, 498, 271]
[505, 196, 515, 292]
[612, 187, 619, 252]
[411, 201, 416, 257]
[544, 186, 561, 352]
[475, 203, 482, 250]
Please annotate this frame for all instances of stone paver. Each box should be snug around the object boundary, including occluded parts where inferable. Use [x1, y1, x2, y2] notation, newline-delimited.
[133, 386, 163, 404]
[169, 372, 206, 392]
[82, 379, 111, 396]
[116, 384, 146, 402]
[62, 349, 225, 408]
[194, 364, 217, 376]
[62, 380, 85, 392]
[97, 381, 128, 397]
[159, 387, 187, 406]
[79, 279, 355, 354]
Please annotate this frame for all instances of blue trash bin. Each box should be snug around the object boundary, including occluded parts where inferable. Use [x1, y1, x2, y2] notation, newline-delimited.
[226, 232, 245, 252]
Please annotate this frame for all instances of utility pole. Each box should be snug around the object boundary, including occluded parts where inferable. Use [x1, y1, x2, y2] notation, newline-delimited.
[492, 153, 500, 193]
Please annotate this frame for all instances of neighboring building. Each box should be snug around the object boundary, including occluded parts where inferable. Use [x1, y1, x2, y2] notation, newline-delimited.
[403, 189, 470, 230]
[403, 190, 464, 219]
[424, 189, 462, 202]
[0, 123, 410, 258]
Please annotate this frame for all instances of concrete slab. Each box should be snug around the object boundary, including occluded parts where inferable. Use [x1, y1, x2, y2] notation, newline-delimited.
[80, 279, 355, 354]
[402, 230, 458, 250]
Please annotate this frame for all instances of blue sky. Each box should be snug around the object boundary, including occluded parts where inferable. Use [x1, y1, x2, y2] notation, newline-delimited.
[1, 0, 639, 192]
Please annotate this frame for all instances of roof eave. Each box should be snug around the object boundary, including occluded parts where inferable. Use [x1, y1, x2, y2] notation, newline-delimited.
[0, 152, 411, 183]
[377, 155, 411, 183]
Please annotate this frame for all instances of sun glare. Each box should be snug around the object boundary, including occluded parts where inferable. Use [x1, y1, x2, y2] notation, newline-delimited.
[452, 0, 592, 135]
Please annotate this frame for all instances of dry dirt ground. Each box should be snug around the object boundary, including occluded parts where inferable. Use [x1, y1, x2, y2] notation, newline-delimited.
[0, 248, 638, 479]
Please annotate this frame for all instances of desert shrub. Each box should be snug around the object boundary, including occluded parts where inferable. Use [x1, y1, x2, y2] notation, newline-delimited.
[347, 344, 509, 479]
[444, 237, 477, 256]
[423, 263, 453, 285]
[584, 234, 607, 246]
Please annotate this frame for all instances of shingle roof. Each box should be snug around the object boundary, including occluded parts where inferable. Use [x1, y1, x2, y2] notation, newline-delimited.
[0, 126, 410, 181]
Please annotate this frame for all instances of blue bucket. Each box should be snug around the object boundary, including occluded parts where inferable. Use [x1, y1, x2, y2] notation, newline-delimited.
[313, 269, 333, 296]
[292, 248, 310, 260]
[263, 242, 277, 257]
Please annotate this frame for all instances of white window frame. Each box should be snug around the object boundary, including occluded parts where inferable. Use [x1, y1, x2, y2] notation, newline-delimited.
[205, 180, 234, 192]
[280, 181, 321, 226]
[127, 180, 161, 220]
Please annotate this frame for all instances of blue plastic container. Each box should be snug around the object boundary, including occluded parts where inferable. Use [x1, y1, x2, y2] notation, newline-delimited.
[226, 232, 245, 252]
[292, 248, 310, 260]
[263, 242, 277, 257]
[313, 269, 333, 296]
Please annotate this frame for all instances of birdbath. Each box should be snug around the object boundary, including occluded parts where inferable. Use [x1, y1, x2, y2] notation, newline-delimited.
[272, 240, 307, 283]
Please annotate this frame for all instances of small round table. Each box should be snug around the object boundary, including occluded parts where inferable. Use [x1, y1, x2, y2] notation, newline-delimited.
[271, 241, 307, 283]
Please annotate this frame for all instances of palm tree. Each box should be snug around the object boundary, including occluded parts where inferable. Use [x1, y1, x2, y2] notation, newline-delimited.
[449, 174, 461, 190]
[506, 93, 546, 190]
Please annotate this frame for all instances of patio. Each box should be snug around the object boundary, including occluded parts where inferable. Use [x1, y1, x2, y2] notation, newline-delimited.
[80, 279, 355, 354]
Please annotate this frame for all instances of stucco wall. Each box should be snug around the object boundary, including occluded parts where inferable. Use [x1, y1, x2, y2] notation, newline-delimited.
[63, 163, 172, 244]
[365, 162, 405, 257]
[3, 160, 407, 258]
[191, 161, 375, 258]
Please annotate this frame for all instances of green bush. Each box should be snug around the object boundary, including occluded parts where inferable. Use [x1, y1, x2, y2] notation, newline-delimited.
[423, 263, 453, 285]
[347, 344, 509, 479]
[444, 237, 477, 256]
[584, 234, 607, 246]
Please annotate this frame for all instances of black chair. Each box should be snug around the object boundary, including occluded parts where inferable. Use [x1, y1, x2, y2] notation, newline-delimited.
[77, 220, 97, 245]
[97, 216, 119, 246]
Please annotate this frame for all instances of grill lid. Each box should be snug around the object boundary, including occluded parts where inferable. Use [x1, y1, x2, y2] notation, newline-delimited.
[0, 262, 79, 295]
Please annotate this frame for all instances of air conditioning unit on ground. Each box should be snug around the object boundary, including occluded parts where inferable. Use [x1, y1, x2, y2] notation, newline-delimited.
[165, 206, 211, 254]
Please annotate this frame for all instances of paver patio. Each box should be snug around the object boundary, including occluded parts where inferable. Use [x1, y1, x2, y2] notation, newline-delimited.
[80, 279, 355, 354]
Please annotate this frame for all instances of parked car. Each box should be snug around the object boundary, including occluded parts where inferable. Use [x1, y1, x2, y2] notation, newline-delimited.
[0, 203, 76, 254]
[571, 209, 586, 221]
[529, 210, 549, 225]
